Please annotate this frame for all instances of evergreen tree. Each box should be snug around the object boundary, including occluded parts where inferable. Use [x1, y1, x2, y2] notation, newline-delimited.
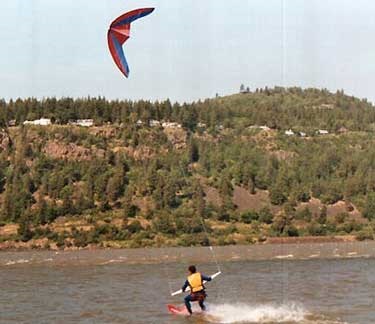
[363, 192, 375, 220]
[189, 139, 200, 163]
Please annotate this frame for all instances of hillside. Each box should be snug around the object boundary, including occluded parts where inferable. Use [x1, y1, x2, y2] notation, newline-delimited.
[0, 87, 375, 250]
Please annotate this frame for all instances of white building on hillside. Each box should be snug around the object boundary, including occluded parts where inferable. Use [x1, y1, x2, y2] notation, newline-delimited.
[76, 119, 94, 127]
[162, 121, 182, 129]
[259, 125, 271, 131]
[317, 129, 329, 135]
[23, 118, 51, 126]
[149, 120, 161, 127]
[249, 125, 271, 131]
[285, 129, 295, 136]
[69, 119, 94, 127]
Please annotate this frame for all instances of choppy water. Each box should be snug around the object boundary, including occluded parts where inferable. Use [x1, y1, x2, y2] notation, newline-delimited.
[1, 246, 375, 323]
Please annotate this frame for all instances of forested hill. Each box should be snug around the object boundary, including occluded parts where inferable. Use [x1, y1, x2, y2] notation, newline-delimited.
[1, 87, 375, 250]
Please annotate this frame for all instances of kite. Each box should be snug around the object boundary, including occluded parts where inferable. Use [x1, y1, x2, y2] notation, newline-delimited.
[107, 8, 155, 78]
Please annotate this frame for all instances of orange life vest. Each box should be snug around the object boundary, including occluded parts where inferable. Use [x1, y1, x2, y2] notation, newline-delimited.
[187, 272, 204, 292]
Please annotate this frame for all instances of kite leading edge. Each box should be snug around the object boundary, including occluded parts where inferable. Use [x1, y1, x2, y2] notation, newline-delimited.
[107, 7, 155, 78]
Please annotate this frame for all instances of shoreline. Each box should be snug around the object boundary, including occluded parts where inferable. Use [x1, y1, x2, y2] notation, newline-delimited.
[0, 234, 359, 252]
[0, 240, 374, 267]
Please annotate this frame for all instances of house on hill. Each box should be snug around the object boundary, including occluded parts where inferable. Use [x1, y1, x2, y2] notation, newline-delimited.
[285, 129, 295, 136]
[317, 129, 329, 135]
[23, 118, 51, 126]
[70, 119, 94, 127]
[79, 119, 94, 127]
[149, 120, 161, 127]
[162, 121, 182, 129]
[259, 125, 271, 131]
[249, 125, 271, 131]
[320, 103, 334, 109]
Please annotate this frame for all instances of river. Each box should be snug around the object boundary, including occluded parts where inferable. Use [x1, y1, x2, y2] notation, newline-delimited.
[1, 243, 374, 323]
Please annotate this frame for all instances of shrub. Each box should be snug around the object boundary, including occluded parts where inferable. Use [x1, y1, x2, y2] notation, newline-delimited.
[363, 192, 375, 220]
[356, 227, 374, 241]
[285, 225, 299, 237]
[334, 212, 348, 225]
[17, 220, 33, 242]
[126, 220, 143, 234]
[308, 222, 327, 236]
[295, 207, 312, 221]
[258, 208, 273, 224]
[217, 211, 230, 222]
[269, 186, 287, 205]
[152, 214, 176, 235]
[240, 211, 259, 224]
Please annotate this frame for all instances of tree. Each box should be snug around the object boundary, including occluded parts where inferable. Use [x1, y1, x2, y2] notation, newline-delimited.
[163, 178, 178, 208]
[189, 139, 200, 163]
[269, 184, 287, 205]
[295, 207, 312, 221]
[106, 175, 124, 202]
[258, 207, 273, 224]
[126, 220, 143, 234]
[241, 210, 258, 224]
[153, 213, 176, 235]
[123, 192, 138, 218]
[18, 217, 33, 242]
[219, 174, 233, 198]
[272, 212, 290, 236]
[193, 182, 206, 218]
[363, 192, 375, 220]
[248, 176, 256, 195]
[318, 206, 327, 224]
[35, 197, 48, 225]
[61, 186, 75, 215]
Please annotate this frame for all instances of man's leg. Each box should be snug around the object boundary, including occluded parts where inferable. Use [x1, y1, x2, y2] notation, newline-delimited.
[184, 295, 193, 314]
[198, 299, 206, 311]
[198, 293, 206, 311]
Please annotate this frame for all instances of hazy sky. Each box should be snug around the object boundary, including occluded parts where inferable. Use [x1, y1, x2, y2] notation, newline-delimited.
[1, 0, 375, 103]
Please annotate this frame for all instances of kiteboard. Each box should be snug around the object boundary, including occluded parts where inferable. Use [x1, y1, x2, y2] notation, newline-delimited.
[167, 304, 218, 321]
[167, 304, 191, 316]
[167, 304, 207, 317]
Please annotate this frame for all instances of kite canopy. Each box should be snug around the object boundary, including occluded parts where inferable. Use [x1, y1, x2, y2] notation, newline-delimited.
[107, 8, 155, 78]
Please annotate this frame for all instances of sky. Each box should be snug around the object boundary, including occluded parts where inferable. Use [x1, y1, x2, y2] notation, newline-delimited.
[1, 0, 375, 103]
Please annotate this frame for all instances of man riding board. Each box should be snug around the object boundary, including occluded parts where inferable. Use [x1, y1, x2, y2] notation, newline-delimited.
[182, 265, 212, 315]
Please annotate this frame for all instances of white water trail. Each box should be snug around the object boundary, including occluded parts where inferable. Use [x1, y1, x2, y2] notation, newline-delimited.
[206, 302, 306, 323]
[205, 303, 347, 324]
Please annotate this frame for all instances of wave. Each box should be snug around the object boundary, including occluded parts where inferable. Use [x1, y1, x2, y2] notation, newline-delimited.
[205, 303, 346, 324]
[5, 259, 30, 266]
[99, 256, 128, 265]
[274, 254, 294, 259]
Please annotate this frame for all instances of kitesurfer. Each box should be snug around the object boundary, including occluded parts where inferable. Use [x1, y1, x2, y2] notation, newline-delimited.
[182, 265, 212, 315]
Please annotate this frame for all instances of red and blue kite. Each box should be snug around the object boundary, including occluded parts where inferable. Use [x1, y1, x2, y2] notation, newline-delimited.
[107, 8, 155, 78]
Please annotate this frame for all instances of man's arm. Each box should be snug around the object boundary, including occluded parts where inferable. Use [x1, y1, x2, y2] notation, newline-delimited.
[182, 280, 189, 292]
[201, 274, 212, 282]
